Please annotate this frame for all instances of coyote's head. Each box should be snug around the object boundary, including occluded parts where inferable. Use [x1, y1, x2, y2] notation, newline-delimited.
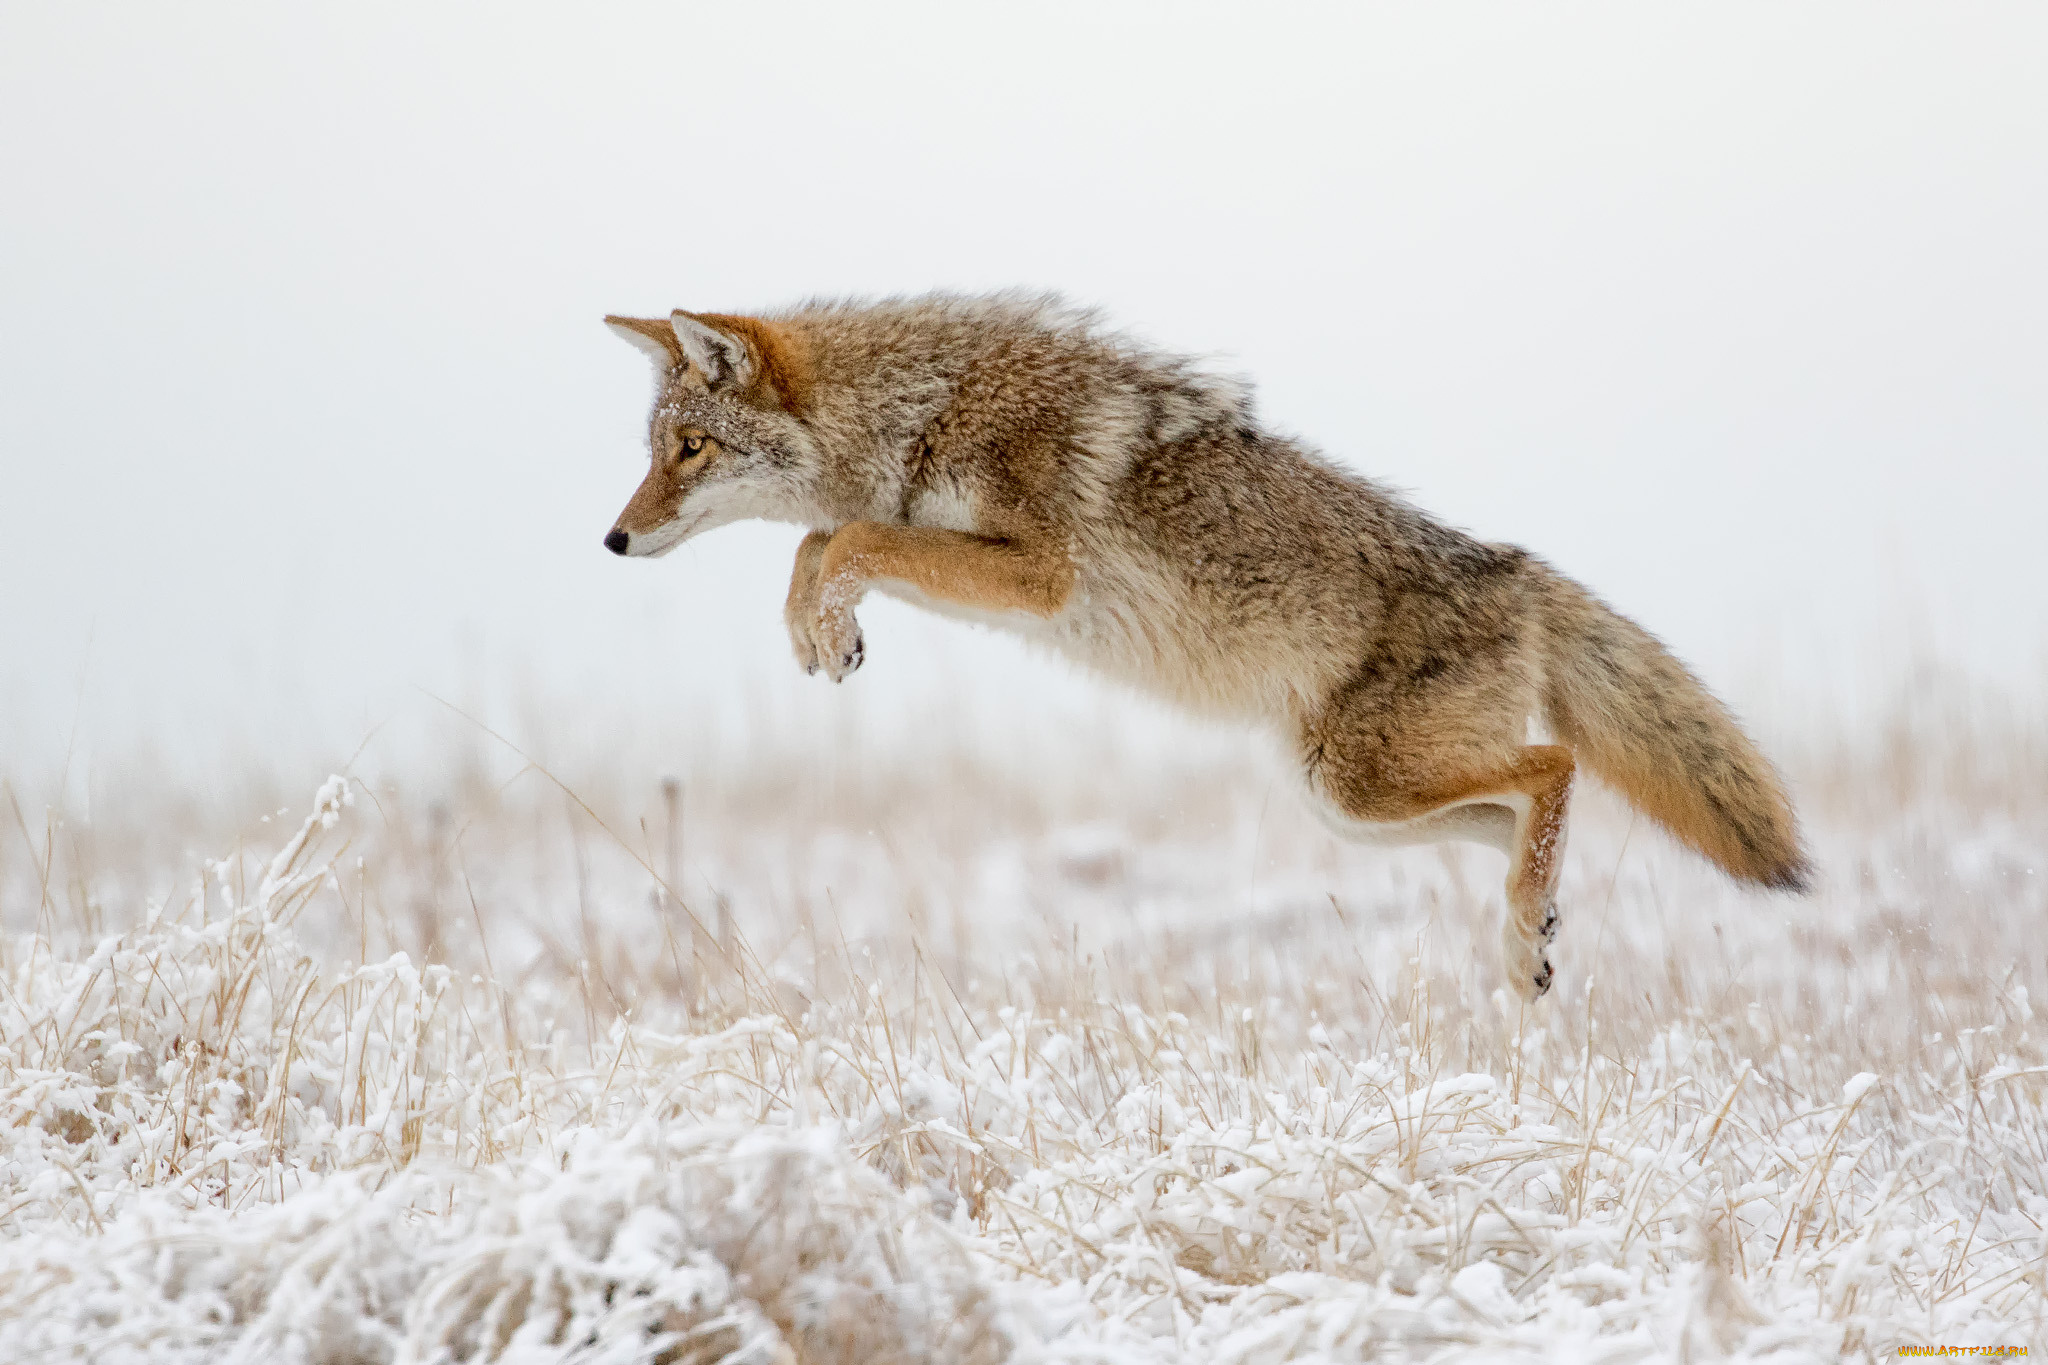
[601, 311, 816, 558]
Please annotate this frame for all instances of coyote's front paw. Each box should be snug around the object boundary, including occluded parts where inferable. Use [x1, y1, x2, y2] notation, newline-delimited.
[785, 598, 823, 676]
[812, 604, 865, 683]
[783, 529, 836, 678]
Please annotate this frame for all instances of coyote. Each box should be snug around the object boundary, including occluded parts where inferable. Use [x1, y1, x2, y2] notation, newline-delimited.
[602, 294, 1807, 999]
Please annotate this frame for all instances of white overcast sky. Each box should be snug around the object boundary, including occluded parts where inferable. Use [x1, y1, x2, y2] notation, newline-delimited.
[2, 3, 2044, 786]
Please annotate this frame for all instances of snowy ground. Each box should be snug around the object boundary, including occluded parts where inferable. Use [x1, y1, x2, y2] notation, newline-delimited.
[2, 680, 2045, 1361]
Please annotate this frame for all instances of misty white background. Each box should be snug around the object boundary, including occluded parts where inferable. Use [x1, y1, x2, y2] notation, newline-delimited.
[3, 4, 2044, 791]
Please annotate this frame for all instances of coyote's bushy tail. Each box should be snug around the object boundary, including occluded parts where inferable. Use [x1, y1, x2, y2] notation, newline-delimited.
[1539, 573, 1810, 891]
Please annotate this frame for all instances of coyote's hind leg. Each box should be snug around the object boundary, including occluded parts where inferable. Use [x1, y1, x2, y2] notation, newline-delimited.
[1307, 710, 1575, 1000]
[1491, 746, 1575, 998]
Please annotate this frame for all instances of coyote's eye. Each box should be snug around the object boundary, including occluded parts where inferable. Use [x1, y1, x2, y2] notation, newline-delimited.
[681, 435, 705, 457]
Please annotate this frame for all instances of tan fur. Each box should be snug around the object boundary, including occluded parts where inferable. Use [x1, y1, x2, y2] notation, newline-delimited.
[787, 522, 1074, 677]
[602, 291, 1811, 1000]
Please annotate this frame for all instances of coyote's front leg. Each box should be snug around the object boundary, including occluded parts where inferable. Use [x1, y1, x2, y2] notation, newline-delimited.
[799, 521, 1073, 683]
[784, 529, 836, 676]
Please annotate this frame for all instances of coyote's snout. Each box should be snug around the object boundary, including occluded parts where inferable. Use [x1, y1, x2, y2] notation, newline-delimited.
[600, 293, 1809, 1000]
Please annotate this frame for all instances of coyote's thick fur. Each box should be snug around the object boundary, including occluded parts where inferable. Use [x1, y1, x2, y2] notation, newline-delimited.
[603, 293, 1808, 999]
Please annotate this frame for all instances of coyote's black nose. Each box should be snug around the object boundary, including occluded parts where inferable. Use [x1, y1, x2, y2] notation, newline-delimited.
[604, 528, 629, 556]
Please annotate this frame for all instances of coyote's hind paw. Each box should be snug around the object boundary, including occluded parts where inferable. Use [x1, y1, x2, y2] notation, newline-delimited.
[1504, 910, 1557, 1003]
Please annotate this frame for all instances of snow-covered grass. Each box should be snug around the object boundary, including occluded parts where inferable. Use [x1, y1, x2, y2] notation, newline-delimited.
[3, 684, 2045, 1361]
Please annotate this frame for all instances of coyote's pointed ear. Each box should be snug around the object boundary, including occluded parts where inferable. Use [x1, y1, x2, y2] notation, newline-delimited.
[670, 311, 754, 390]
[605, 315, 683, 370]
